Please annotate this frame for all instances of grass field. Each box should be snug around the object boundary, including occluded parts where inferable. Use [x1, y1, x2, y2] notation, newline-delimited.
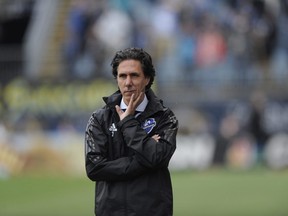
[0, 169, 288, 216]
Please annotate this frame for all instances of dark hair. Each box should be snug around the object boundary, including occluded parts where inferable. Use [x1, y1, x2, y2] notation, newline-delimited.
[110, 47, 155, 89]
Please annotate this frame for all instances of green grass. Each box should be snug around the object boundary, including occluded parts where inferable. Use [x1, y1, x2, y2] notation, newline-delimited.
[0, 169, 288, 216]
[173, 169, 288, 216]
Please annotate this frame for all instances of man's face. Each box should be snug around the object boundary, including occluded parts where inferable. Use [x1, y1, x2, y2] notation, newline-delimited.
[117, 59, 150, 105]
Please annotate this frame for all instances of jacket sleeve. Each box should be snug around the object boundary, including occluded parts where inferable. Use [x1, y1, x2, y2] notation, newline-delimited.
[85, 112, 148, 182]
[118, 109, 178, 169]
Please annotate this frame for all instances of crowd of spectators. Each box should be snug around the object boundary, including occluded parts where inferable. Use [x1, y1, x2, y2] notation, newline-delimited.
[63, 0, 288, 86]
[60, 0, 288, 169]
[1, 0, 288, 172]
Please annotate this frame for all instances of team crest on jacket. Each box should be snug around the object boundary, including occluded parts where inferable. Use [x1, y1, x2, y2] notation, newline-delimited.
[141, 118, 156, 134]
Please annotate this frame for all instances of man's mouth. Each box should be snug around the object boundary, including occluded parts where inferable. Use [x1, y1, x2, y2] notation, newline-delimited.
[125, 90, 136, 94]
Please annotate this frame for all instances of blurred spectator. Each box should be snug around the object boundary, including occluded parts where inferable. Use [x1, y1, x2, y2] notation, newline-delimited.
[92, 8, 132, 52]
[249, 0, 277, 80]
[270, 0, 288, 83]
[64, 0, 92, 78]
[214, 113, 241, 165]
[150, 0, 177, 59]
[176, 4, 197, 79]
[226, 5, 253, 83]
[246, 91, 269, 162]
[226, 133, 256, 169]
[195, 13, 227, 68]
[250, 0, 277, 62]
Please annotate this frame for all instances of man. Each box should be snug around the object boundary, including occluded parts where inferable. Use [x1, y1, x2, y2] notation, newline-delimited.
[85, 47, 178, 216]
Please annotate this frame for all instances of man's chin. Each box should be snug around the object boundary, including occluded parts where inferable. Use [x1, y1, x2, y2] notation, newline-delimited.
[124, 92, 137, 98]
[122, 95, 131, 104]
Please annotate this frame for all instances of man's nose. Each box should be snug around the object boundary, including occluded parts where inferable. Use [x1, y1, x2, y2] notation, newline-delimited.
[125, 76, 132, 85]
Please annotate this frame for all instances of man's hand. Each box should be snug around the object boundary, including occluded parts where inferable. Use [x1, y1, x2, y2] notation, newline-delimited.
[115, 92, 144, 120]
[152, 134, 160, 142]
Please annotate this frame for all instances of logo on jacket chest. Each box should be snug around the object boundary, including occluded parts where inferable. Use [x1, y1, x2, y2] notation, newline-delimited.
[109, 123, 117, 137]
[141, 118, 156, 134]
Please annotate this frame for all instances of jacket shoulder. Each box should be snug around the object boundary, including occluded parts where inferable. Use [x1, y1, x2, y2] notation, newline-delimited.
[89, 107, 110, 125]
[159, 106, 178, 128]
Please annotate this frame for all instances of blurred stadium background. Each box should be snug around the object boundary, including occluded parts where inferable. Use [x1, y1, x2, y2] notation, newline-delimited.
[0, 0, 288, 215]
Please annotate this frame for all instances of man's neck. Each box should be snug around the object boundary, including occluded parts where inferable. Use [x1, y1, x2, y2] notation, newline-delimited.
[120, 94, 148, 112]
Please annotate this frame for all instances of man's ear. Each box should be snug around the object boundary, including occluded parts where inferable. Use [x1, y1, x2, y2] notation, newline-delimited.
[145, 77, 150, 86]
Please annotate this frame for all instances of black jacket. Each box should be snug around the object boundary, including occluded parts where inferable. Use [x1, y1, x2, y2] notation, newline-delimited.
[85, 89, 178, 216]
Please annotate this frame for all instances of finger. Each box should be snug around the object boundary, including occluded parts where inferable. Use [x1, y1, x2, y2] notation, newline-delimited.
[115, 105, 123, 116]
[152, 137, 158, 142]
[128, 93, 135, 107]
[126, 94, 136, 114]
[134, 92, 144, 106]
[152, 134, 160, 142]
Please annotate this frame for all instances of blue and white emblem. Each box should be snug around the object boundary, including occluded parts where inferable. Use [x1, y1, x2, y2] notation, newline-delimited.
[141, 118, 156, 134]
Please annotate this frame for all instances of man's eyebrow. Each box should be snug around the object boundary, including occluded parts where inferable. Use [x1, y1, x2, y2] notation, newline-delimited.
[119, 71, 140, 75]
[130, 72, 140, 75]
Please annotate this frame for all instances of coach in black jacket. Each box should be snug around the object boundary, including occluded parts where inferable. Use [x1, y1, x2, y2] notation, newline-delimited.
[85, 47, 178, 216]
